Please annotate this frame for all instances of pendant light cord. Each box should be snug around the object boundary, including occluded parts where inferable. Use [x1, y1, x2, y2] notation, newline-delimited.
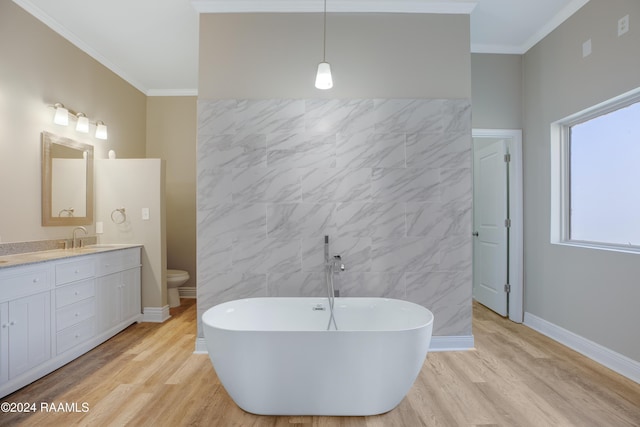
[322, 0, 327, 62]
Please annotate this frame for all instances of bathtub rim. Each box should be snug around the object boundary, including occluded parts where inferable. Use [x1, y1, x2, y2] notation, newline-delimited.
[201, 296, 434, 333]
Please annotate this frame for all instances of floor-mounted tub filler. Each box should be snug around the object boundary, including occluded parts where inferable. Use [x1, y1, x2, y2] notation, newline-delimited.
[202, 297, 434, 416]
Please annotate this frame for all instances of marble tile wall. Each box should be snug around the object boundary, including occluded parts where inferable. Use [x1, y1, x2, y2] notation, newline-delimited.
[196, 99, 472, 337]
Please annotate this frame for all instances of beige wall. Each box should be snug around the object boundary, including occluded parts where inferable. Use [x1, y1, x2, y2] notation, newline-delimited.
[96, 159, 167, 309]
[146, 97, 197, 287]
[0, 1, 146, 243]
[199, 13, 470, 99]
[0, 3, 198, 308]
[522, 0, 640, 361]
[471, 53, 523, 129]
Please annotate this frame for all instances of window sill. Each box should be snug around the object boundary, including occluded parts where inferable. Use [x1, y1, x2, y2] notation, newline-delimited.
[551, 240, 640, 255]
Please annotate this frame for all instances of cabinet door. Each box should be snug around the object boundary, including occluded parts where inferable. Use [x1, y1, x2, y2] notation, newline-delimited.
[0, 302, 8, 384]
[120, 268, 141, 322]
[96, 274, 121, 333]
[8, 292, 51, 379]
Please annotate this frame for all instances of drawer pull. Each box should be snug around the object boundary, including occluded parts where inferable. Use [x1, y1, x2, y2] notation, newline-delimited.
[75, 313, 80, 317]
[74, 269, 80, 274]
[75, 291, 80, 296]
[75, 334, 80, 339]
[9, 321, 16, 326]
[33, 278, 39, 283]
[1, 323, 7, 328]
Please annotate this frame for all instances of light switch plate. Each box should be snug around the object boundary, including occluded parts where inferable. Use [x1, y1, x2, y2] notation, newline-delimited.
[142, 208, 150, 220]
[582, 39, 592, 57]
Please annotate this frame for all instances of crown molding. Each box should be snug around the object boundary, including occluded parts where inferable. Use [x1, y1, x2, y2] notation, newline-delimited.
[147, 88, 199, 97]
[191, 0, 477, 14]
[470, 44, 526, 55]
[471, 0, 589, 55]
[519, 0, 590, 53]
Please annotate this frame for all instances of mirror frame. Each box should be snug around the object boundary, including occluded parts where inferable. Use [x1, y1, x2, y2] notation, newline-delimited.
[41, 131, 94, 226]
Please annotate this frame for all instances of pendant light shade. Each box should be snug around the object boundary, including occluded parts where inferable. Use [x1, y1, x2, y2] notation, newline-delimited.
[315, 0, 333, 90]
[315, 62, 333, 90]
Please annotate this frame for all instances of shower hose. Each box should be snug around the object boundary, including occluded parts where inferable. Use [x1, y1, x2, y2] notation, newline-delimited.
[326, 263, 338, 331]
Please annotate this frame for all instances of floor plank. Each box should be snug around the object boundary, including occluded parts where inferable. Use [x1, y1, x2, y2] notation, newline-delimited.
[1, 299, 639, 426]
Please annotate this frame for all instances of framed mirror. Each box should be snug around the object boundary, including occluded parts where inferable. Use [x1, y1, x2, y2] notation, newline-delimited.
[41, 132, 94, 226]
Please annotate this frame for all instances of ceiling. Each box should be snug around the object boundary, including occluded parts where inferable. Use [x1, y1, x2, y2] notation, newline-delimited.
[12, 0, 590, 96]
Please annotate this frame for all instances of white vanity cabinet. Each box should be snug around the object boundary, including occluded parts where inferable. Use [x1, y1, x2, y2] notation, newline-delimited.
[0, 246, 141, 398]
[1, 291, 52, 383]
[8, 292, 51, 379]
[95, 248, 141, 334]
[0, 265, 52, 385]
[54, 257, 96, 355]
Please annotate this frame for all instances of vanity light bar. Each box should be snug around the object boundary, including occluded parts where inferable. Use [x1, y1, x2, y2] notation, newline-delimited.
[51, 103, 108, 140]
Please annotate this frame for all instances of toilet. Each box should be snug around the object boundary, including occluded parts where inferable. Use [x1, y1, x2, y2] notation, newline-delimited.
[167, 269, 189, 308]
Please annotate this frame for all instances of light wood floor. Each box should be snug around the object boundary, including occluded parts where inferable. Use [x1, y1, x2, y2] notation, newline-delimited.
[2, 299, 639, 426]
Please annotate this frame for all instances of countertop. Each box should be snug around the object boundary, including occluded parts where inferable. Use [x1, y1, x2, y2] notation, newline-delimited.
[0, 244, 143, 269]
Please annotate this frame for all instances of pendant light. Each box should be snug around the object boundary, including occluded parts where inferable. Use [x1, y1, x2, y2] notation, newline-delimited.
[315, 0, 333, 90]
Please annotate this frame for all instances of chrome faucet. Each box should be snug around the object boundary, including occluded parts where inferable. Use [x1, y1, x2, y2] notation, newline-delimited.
[72, 226, 88, 248]
[324, 236, 346, 273]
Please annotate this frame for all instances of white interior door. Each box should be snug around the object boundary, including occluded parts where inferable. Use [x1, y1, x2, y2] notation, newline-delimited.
[473, 139, 508, 317]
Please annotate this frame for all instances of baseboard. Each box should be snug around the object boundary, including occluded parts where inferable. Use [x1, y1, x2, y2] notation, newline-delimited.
[142, 305, 171, 323]
[429, 335, 475, 352]
[194, 337, 208, 354]
[178, 286, 196, 299]
[193, 335, 474, 355]
[524, 312, 640, 384]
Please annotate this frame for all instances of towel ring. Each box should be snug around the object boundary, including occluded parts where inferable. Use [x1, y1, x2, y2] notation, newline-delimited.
[58, 208, 75, 217]
[110, 207, 127, 224]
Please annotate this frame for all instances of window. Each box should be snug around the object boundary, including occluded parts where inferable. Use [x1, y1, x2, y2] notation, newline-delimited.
[551, 88, 640, 253]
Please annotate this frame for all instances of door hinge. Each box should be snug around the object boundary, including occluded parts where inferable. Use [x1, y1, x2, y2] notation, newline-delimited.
[505, 218, 511, 228]
[504, 283, 511, 293]
[504, 153, 511, 162]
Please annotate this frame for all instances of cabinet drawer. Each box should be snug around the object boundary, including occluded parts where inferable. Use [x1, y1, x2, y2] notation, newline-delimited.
[56, 297, 95, 331]
[0, 266, 51, 303]
[56, 258, 95, 285]
[57, 318, 95, 354]
[55, 279, 95, 309]
[96, 249, 140, 277]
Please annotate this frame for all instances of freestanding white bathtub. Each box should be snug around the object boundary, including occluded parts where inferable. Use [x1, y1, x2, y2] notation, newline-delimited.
[202, 297, 434, 416]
